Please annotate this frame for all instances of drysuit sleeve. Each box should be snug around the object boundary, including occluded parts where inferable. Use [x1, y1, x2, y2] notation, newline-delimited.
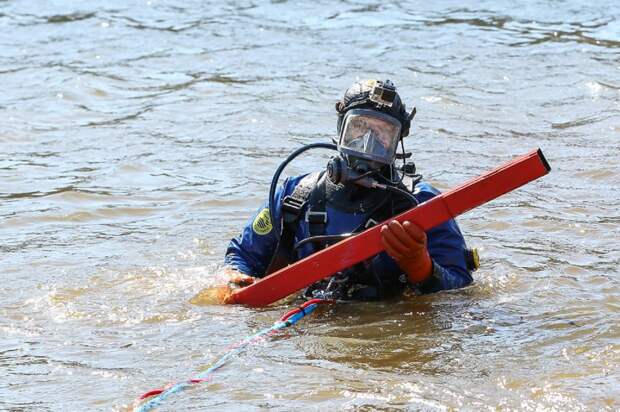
[224, 177, 300, 277]
[412, 183, 473, 293]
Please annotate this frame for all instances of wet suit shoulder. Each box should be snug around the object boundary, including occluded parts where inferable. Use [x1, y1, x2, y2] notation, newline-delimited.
[224, 174, 310, 276]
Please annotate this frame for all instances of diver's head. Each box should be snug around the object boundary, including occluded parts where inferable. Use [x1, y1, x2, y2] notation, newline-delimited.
[328, 79, 416, 186]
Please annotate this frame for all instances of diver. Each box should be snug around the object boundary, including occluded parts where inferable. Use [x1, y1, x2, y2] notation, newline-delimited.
[223, 79, 477, 301]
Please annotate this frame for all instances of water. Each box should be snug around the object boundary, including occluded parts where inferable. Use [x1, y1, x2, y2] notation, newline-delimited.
[1, 0, 619, 410]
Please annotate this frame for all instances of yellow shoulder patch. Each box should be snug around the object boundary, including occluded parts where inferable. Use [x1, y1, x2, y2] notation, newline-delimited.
[252, 208, 273, 235]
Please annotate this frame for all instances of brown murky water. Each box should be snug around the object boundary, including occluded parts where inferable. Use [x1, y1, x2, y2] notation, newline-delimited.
[1, 1, 619, 410]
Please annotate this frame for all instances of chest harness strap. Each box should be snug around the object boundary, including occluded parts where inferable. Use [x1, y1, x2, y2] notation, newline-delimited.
[264, 173, 414, 276]
[264, 172, 326, 275]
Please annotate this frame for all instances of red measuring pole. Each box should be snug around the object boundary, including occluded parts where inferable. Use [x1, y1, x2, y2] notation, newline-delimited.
[230, 149, 550, 307]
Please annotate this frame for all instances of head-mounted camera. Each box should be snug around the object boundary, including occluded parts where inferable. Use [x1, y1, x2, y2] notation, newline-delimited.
[368, 80, 397, 108]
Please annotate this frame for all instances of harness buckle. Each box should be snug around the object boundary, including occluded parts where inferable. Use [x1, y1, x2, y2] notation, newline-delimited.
[281, 195, 306, 222]
[305, 210, 327, 224]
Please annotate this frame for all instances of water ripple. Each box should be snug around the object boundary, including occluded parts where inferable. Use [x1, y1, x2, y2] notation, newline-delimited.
[1, 1, 619, 410]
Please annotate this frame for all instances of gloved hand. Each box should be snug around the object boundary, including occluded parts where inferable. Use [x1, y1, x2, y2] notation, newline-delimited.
[189, 269, 255, 305]
[222, 270, 255, 304]
[380, 220, 433, 283]
[227, 273, 255, 288]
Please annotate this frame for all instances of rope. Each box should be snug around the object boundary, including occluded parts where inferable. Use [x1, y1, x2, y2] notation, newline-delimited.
[133, 299, 331, 412]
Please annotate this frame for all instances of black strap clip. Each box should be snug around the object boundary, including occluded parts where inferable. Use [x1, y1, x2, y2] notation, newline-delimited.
[281, 195, 306, 223]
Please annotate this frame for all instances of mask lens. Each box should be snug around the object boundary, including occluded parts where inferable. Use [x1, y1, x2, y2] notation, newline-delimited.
[340, 110, 401, 164]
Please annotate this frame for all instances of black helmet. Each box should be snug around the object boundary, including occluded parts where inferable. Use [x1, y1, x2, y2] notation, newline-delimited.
[335, 79, 415, 138]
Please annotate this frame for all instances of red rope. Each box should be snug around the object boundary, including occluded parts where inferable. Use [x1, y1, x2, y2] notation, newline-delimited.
[136, 298, 332, 404]
[280, 299, 331, 321]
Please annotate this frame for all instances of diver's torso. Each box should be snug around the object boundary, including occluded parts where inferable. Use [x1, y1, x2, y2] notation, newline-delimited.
[289, 173, 414, 300]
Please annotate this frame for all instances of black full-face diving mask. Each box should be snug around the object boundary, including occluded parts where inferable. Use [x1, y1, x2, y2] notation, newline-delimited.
[328, 79, 415, 186]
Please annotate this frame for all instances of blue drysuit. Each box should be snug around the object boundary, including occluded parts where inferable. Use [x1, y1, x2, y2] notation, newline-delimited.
[225, 174, 473, 299]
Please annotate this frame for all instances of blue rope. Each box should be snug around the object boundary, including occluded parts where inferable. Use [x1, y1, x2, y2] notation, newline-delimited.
[134, 302, 321, 412]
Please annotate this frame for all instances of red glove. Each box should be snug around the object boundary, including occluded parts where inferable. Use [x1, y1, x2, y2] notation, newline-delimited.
[227, 273, 255, 287]
[380, 220, 433, 283]
[222, 272, 255, 304]
[189, 271, 255, 305]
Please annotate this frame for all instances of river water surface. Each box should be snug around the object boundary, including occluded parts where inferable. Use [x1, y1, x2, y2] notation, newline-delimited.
[1, 1, 619, 411]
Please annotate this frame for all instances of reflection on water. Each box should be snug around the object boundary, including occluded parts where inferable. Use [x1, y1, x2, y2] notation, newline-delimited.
[1, 0, 619, 410]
